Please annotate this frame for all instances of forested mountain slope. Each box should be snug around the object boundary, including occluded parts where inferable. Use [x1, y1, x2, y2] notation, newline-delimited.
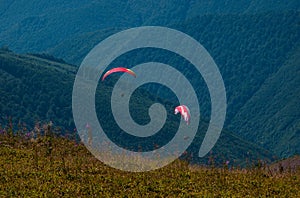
[0, 49, 272, 165]
[0, 0, 299, 53]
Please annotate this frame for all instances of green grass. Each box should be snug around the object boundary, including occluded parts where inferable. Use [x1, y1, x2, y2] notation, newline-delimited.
[0, 133, 299, 197]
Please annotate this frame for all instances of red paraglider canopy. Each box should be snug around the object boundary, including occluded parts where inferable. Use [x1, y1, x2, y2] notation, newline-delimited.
[102, 67, 136, 81]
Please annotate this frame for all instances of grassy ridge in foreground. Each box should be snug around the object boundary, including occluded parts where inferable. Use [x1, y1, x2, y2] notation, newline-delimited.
[0, 134, 299, 197]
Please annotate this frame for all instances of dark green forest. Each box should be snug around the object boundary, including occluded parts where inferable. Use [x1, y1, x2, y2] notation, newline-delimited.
[0, 1, 299, 164]
[47, 11, 300, 158]
[0, 48, 273, 166]
[0, 48, 76, 129]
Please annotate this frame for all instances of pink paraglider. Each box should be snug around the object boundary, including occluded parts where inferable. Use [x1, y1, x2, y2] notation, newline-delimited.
[174, 105, 191, 125]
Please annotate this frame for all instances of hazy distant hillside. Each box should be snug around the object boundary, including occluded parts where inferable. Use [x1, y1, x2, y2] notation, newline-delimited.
[178, 12, 300, 124]
[0, 1, 299, 53]
[189, 13, 299, 160]
[48, 12, 300, 120]
[187, 0, 300, 16]
[0, 0, 188, 53]
[178, 12, 300, 159]
[48, 28, 121, 66]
